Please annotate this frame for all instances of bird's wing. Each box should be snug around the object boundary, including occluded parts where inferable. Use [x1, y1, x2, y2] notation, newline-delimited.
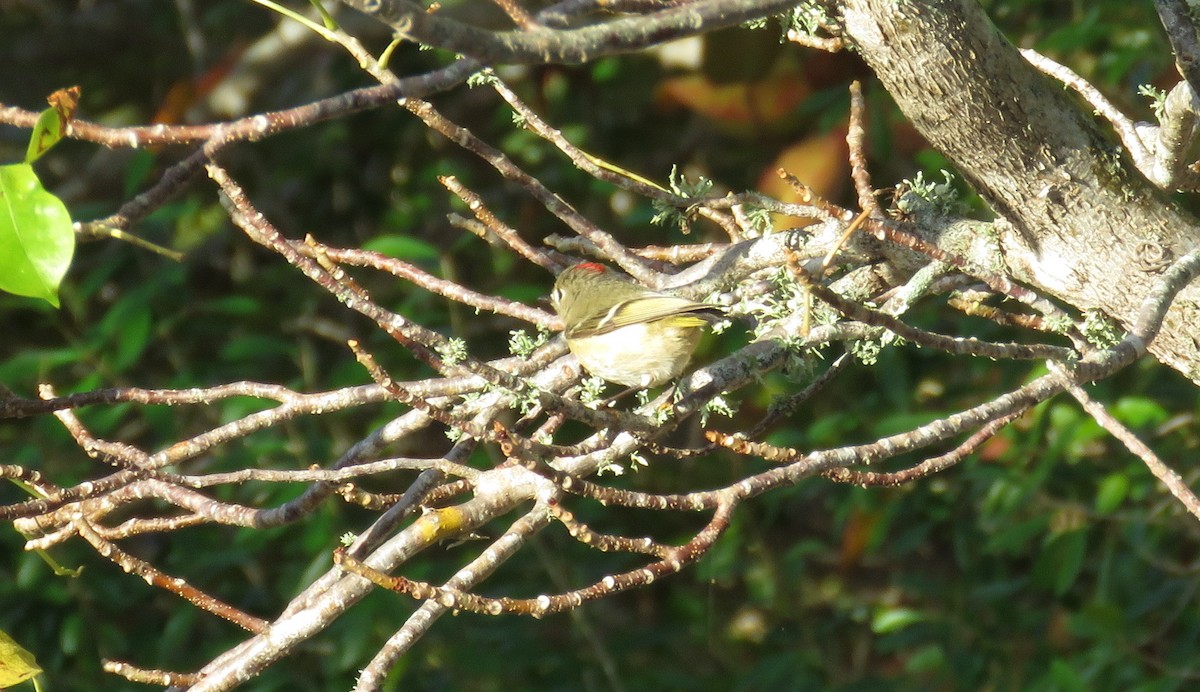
[569, 296, 722, 337]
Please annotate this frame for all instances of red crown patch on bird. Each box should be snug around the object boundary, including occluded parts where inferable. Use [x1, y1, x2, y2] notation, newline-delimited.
[574, 262, 607, 273]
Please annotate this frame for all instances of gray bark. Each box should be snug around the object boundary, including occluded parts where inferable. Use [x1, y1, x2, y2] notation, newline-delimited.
[842, 0, 1200, 382]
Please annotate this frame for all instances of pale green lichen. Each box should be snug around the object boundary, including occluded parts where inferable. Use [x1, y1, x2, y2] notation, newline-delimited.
[436, 337, 469, 366]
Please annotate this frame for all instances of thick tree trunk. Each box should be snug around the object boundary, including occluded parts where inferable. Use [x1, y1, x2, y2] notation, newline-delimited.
[841, 0, 1200, 382]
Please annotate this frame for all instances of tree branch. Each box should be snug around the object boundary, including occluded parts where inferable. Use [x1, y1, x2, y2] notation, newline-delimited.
[339, 0, 797, 64]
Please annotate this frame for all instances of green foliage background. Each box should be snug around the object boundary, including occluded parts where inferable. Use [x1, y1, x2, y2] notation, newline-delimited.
[1, 2, 1198, 690]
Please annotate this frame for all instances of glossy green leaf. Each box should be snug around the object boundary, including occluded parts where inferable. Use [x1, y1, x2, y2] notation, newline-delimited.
[0, 163, 74, 307]
[871, 607, 924, 634]
[25, 86, 79, 164]
[24, 107, 64, 164]
[0, 628, 42, 687]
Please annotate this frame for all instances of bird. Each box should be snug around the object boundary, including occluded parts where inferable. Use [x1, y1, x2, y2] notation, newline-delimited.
[549, 262, 723, 388]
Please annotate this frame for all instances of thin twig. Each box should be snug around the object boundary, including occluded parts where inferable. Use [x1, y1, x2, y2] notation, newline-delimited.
[1052, 364, 1200, 521]
[846, 81, 880, 216]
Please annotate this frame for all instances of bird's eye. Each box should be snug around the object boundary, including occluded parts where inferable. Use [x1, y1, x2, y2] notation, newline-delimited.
[549, 288, 562, 308]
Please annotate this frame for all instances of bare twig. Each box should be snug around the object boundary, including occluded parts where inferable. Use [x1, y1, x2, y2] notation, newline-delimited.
[1021, 49, 1158, 180]
[791, 258, 1076, 362]
[846, 81, 879, 216]
[339, 0, 799, 65]
[824, 410, 1025, 486]
[1052, 364, 1200, 521]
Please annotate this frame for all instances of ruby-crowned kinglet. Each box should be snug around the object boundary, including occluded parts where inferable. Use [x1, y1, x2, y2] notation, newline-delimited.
[550, 262, 723, 388]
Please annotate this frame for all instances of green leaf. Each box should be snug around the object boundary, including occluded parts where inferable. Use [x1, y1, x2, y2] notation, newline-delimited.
[1095, 472, 1130, 514]
[122, 148, 156, 198]
[0, 163, 74, 307]
[1047, 659, 1088, 692]
[110, 300, 153, 371]
[903, 643, 947, 674]
[0, 628, 42, 688]
[984, 515, 1048, 555]
[361, 234, 441, 263]
[1033, 528, 1089, 596]
[871, 607, 924, 634]
[219, 334, 298, 364]
[25, 86, 79, 165]
[1111, 396, 1168, 428]
[24, 107, 64, 164]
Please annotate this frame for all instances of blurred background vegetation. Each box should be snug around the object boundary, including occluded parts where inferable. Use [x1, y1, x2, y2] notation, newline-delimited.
[1, 1, 1199, 690]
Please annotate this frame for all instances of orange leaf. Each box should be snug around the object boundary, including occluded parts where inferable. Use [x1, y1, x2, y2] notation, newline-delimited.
[757, 128, 848, 225]
[838, 507, 878, 569]
[657, 66, 810, 136]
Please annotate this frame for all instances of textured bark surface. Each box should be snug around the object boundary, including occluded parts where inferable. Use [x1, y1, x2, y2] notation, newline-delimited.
[842, 0, 1200, 381]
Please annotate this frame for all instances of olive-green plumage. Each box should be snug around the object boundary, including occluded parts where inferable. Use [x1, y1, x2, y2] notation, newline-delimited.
[550, 262, 722, 387]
